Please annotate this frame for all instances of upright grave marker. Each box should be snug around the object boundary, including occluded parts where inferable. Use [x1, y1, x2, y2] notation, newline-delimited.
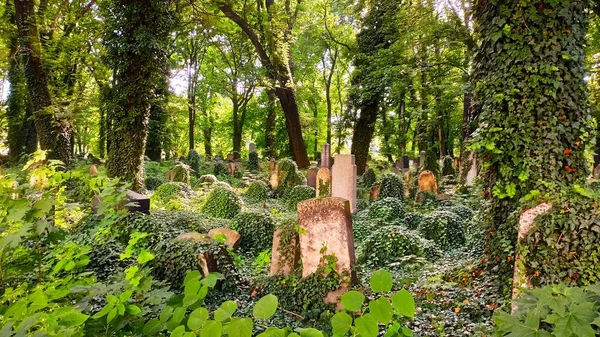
[331, 154, 357, 213]
[316, 167, 331, 197]
[306, 167, 318, 188]
[321, 144, 331, 168]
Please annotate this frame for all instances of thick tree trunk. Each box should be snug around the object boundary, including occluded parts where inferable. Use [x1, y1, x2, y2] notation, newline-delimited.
[14, 0, 71, 165]
[266, 89, 277, 159]
[188, 103, 195, 151]
[232, 101, 241, 159]
[351, 102, 378, 175]
[274, 86, 310, 168]
[146, 76, 168, 161]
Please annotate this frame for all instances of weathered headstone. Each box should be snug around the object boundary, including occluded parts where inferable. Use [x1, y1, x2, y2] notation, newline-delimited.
[89, 164, 98, 177]
[270, 229, 300, 276]
[249, 142, 256, 153]
[316, 167, 331, 197]
[269, 158, 277, 172]
[321, 144, 331, 168]
[226, 153, 234, 162]
[208, 228, 241, 249]
[369, 183, 381, 201]
[269, 171, 279, 190]
[227, 162, 236, 176]
[297, 197, 356, 304]
[402, 155, 410, 171]
[331, 154, 357, 213]
[306, 167, 318, 188]
[419, 151, 426, 169]
[404, 170, 412, 197]
[466, 152, 478, 185]
[176, 233, 217, 277]
[125, 190, 150, 214]
[417, 170, 438, 195]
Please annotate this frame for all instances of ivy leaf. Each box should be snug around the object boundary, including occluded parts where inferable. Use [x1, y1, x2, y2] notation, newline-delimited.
[228, 317, 253, 337]
[392, 289, 415, 318]
[354, 313, 378, 337]
[369, 297, 393, 324]
[201, 320, 222, 337]
[330, 311, 352, 336]
[253, 294, 278, 320]
[341, 291, 365, 312]
[369, 269, 393, 293]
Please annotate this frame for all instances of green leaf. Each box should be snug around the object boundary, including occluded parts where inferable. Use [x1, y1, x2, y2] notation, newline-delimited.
[214, 301, 237, 321]
[119, 290, 133, 303]
[160, 306, 174, 323]
[91, 305, 113, 319]
[171, 307, 185, 325]
[188, 307, 209, 330]
[229, 317, 253, 337]
[545, 302, 597, 337]
[355, 313, 378, 337]
[137, 249, 155, 264]
[183, 294, 201, 307]
[392, 289, 415, 318]
[107, 307, 118, 323]
[143, 318, 163, 336]
[253, 294, 278, 320]
[369, 297, 393, 324]
[185, 279, 201, 296]
[57, 310, 89, 327]
[330, 311, 352, 336]
[370, 270, 393, 293]
[171, 325, 186, 337]
[341, 291, 365, 312]
[201, 320, 222, 337]
[126, 305, 142, 315]
[298, 328, 323, 337]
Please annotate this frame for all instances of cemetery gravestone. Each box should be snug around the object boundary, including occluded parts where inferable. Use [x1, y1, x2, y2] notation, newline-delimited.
[417, 170, 438, 194]
[306, 167, 318, 188]
[249, 142, 256, 153]
[321, 144, 331, 168]
[331, 154, 357, 213]
[466, 152, 478, 185]
[208, 228, 241, 249]
[270, 229, 300, 276]
[316, 167, 331, 197]
[89, 164, 98, 176]
[402, 155, 410, 171]
[297, 197, 356, 304]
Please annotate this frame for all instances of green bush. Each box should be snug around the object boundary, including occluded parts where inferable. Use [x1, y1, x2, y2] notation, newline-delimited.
[439, 204, 474, 222]
[416, 191, 437, 206]
[403, 212, 424, 230]
[187, 149, 201, 177]
[352, 217, 380, 244]
[378, 173, 404, 199]
[144, 176, 165, 190]
[202, 186, 242, 219]
[367, 197, 406, 224]
[152, 182, 190, 204]
[418, 210, 466, 249]
[441, 155, 455, 176]
[62, 174, 93, 204]
[230, 211, 275, 252]
[214, 160, 227, 176]
[171, 163, 191, 183]
[358, 226, 440, 266]
[285, 185, 315, 210]
[245, 181, 269, 203]
[248, 152, 259, 172]
[198, 174, 218, 185]
[276, 158, 303, 195]
[360, 168, 377, 188]
[423, 149, 440, 177]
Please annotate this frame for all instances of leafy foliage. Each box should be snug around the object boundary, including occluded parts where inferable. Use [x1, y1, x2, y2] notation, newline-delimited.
[202, 186, 242, 219]
[245, 181, 269, 204]
[248, 152, 259, 172]
[361, 168, 377, 188]
[285, 185, 315, 211]
[230, 211, 275, 252]
[378, 173, 404, 200]
[187, 149, 202, 177]
[418, 210, 466, 250]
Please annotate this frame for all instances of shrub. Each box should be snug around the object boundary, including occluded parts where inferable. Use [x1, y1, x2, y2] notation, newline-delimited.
[416, 191, 437, 206]
[378, 173, 404, 199]
[423, 149, 440, 177]
[441, 155, 455, 176]
[285, 185, 315, 211]
[245, 181, 269, 203]
[352, 217, 380, 243]
[248, 152, 259, 172]
[418, 210, 466, 249]
[439, 204, 474, 221]
[62, 174, 93, 204]
[144, 176, 165, 191]
[230, 211, 275, 251]
[173, 163, 191, 183]
[152, 182, 191, 204]
[202, 186, 242, 219]
[198, 174, 218, 185]
[358, 226, 440, 266]
[214, 160, 227, 176]
[187, 149, 201, 177]
[367, 197, 406, 224]
[360, 168, 377, 188]
[403, 212, 424, 230]
[276, 158, 303, 195]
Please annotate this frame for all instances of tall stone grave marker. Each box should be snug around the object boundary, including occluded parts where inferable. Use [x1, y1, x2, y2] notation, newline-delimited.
[321, 144, 331, 168]
[316, 167, 331, 197]
[331, 154, 357, 213]
[270, 229, 300, 276]
[402, 155, 410, 171]
[306, 167, 318, 188]
[297, 197, 356, 304]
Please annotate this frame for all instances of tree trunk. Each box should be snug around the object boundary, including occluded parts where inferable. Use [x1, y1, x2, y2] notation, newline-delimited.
[14, 0, 71, 165]
[266, 89, 277, 159]
[188, 102, 195, 151]
[232, 100, 241, 159]
[351, 102, 378, 175]
[274, 86, 310, 168]
[146, 76, 168, 161]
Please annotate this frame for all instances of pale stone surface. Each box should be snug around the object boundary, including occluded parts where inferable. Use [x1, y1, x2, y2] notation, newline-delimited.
[306, 167, 318, 188]
[512, 203, 553, 313]
[418, 170, 438, 194]
[321, 144, 331, 168]
[297, 197, 356, 303]
[331, 154, 357, 213]
[249, 142, 256, 153]
[404, 170, 413, 197]
[270, 229, 300, 276]
[208, 228, 241, 249]
[89, 164, 98, 176]
[316, 167, 331, 197]
[419, 151, 426, 169]
[269, 171, 279, 190]
[466, 152, 478, 185]
[176, 232, 211, 242]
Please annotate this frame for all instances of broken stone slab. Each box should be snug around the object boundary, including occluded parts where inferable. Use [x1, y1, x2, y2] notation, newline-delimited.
[270, 228, 300, 276]
[297, 197, 356, 304]
[208, 228, 241, 249]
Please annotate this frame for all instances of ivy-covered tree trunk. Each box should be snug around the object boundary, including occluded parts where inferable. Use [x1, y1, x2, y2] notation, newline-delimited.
[146, 76, 169, 161]
[104, 0, 174, 191]
[473, 0, 594, 292]
[13, 0, 71, 165]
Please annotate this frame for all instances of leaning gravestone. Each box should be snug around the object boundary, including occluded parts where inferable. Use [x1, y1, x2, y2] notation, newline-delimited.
[270, 229, 300, 276]
[321, 144, 331, 168]
[331, 154, 357, 213]
[316, 167, 331, 197]
[175, 233, 217, 277]
[297, 197, 356, 304]
[306, 167, 318, 188]
[417, 170, 438, 195]
[208, 228, 241, 249]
